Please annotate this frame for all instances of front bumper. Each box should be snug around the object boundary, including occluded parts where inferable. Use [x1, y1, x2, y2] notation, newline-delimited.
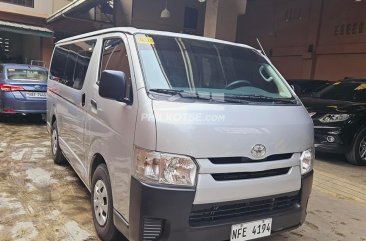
[314, 126, 349, 154]
[125, 172, 313, 241]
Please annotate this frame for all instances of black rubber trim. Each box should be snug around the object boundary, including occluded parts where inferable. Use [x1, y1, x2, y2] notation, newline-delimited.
[211, 167, 291, 181]
[189, 191, 299, 226]
[113, 209, 129, 240]
[209, 153, 293, 164]
[129, 177, 196, 241]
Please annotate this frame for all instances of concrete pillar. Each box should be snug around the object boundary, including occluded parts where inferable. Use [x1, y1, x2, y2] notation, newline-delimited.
[115, 0, 134, 26]
[302, 0, 324, 79]
[41, 37, 54, 68]
[204, 0, 247, 42]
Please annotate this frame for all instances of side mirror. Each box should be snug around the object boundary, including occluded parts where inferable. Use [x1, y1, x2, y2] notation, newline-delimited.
[99, 70, 127, 102]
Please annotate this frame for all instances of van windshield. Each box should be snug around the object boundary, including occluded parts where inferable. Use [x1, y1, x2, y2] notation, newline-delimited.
[135, 34, 296, 104]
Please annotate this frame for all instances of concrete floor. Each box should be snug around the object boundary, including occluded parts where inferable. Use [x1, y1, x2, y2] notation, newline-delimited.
[0, 115, 365, 241]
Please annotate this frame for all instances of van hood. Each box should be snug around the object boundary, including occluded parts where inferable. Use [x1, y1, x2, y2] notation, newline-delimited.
[152, 101, 313, 158]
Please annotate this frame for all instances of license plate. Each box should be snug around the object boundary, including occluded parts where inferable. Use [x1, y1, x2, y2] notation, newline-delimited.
[230, 218, 272, 241]
[25, 92, 46, 98]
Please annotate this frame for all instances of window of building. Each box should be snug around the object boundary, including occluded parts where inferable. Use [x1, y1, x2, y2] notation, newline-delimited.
[50, 40, 96, 90]
[0, 0, 34, 8]
[0, 37, 10, 58]
[184, 7, 199, 35]
[99, 38, 132, 100]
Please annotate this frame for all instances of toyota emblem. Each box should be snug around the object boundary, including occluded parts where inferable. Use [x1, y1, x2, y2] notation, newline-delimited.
[251, 144, 266, 159]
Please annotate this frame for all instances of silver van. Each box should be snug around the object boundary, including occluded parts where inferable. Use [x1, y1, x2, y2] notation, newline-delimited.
[47, 28, 314, 241]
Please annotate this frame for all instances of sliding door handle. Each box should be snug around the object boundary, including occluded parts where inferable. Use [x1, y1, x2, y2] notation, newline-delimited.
[91, 99, 98, 109]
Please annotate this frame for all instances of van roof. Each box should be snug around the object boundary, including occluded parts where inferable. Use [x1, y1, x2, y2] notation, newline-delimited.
[56, 27, 255, 50]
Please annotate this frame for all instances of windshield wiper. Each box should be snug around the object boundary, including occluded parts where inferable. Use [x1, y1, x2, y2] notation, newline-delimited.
[149, 89, 246, 103]
[228, 95, 297, 104]
[149, 88, 184, 96]
[149, 88, 216, 101]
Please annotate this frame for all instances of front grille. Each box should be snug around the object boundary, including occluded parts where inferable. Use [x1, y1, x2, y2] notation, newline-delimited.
[189, 193, 299, 226]
[211, 167, 291, 181]
[143, 218, 164, 241]
[209, 153, 293, 164]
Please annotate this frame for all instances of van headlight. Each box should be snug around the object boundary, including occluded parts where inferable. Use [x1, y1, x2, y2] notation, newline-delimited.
[319, 114, 350, 123]
[300, 148, 314, 175]
[133, 147, 197, 187]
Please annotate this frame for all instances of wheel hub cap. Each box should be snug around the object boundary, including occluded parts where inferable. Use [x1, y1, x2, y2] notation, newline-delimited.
[51, 129, 58, 156]
[93, 180, 108, 226]
[360, 136, 366, 161]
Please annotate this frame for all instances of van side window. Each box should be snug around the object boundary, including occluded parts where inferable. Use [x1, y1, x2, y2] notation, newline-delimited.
[50, 40, 96, 90]
[99, 38, 132, 100]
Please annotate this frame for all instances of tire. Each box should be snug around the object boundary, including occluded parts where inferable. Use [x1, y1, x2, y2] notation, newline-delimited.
[91, 164, 121, 241]
[51, 121, 66, 165]
[346, 128, 366, 166]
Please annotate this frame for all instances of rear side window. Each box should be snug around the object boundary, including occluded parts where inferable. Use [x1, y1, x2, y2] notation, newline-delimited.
[99, 38, 132, 100]
[50, 40, 96, 90]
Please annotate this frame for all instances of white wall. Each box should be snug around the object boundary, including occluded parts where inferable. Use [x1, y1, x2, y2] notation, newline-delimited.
[0, 0, 72, 18]
[204, 0, 247, 42]
[115, 0, 134, 26]
[52, 0, 74, 13]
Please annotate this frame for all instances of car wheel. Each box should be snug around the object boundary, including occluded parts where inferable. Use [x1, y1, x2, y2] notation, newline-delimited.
[346, 128, 366, 166]
[51, 121, 66, 165]
[91, 164, 121, 241]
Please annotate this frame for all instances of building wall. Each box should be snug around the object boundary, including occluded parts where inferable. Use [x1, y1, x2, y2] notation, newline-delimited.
[237, 0, 366, 81]
[0, 0, 52, 18]
[52, 0, 73, 13]
[0, 0, 71, 65]
[0, 0, 72, 18]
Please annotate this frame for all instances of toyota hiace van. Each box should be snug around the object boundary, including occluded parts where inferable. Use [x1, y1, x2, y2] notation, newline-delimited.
[47, 28, 314, 241]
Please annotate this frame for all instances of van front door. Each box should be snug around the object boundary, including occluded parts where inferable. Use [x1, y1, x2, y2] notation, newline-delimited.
[84, 33, 137, 221]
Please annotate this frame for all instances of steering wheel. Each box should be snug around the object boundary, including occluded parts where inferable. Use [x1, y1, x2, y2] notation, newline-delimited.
[225, 80, 253, 90]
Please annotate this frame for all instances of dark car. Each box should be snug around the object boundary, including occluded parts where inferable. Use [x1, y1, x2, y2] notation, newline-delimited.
[302, 78, 366, 165]
[287, 79, 331, 97]
[0, 64, 48, 115]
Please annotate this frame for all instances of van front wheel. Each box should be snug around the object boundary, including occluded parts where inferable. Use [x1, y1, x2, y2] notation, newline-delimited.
[91, 164, 120, 241]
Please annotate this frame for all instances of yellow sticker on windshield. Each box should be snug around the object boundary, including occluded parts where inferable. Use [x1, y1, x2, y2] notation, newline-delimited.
[355, 83, 366, 90]
[137, 36, 155, 45]
[8, 68, 15, 72]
